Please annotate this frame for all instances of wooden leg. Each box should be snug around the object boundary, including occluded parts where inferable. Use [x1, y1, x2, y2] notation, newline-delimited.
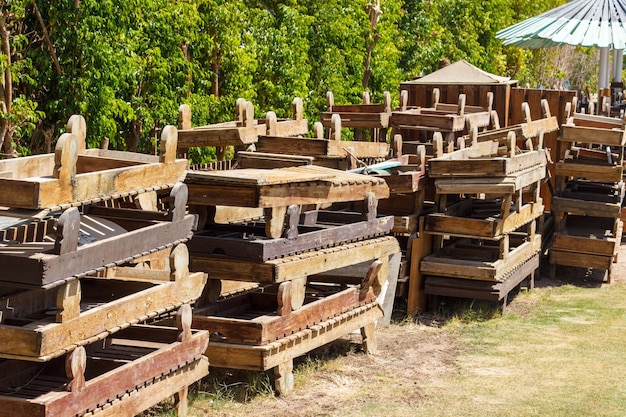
[407, 226, 432, 316]
[529, 269, 535, 290]
[550, 263, 556, 279]
[360, 322, 377, 355]
[274, 360, 294, 395]
[56, 280, 81, 323]
[65, 346, 86, 393]
[174, 386, 189, 417]
[195, 278, 221, 308]
[265, 206, 287, 239]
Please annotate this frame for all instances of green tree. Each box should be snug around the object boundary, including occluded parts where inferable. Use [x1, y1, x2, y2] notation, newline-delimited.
[1, 0, 45, 157]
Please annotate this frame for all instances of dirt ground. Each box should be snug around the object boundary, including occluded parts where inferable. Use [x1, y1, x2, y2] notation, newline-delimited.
[187, 241, 626, 417]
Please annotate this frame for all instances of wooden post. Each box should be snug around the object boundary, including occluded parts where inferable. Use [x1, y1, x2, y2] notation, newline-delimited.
[174, 304, 192, 416]
[407, 217, 432, 315]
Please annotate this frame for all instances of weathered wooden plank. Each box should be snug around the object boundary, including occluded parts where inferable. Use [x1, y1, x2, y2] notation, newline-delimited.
[177, 123, 265, 148]
[434, 166, 545, 194]
[256, 136, 389, 158]
[555, 162, 623, 183]
[571, 113, 625, 129]
[560, 124, 626, 146]
[407, 219, 432, 315]
[320, 112, 390, 128]
[256, 136, 330, 156]
[551, 196, 621, 218]
[509, 88, 527, 126]
[549, 250, 614, 270]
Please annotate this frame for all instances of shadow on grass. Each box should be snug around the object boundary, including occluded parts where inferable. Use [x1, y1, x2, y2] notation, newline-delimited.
[534, 256, 608, 290]
[392, 295, 504, 328]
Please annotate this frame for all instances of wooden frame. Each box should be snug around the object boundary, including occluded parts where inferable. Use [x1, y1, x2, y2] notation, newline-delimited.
[186, 165, 389, 239]
[0, 183, 196, 287]
[428, 131, 547, 178]
[205, 301, 383, 395]
[177, 99, 266, 150]
[425, 192, 544, 239]
[192, 271, 381, 346]
[420, 233, 542, 282]
[391, 89, 495, 145]
[186, 165, 389, 208]
[424, 253, 538, 307]
[256, 112, 389, 159]
[257, 97, 309, 137]
[320, 91, 391, 130]
[0, 118, 187, 211]
[187, 209, 394, 261]
[190, 235, 400, 284]
[0, 246, 206, 361]
[0, 307, 208, 417]
[549, 215, 622, 282]
[470, 100, 558, 145]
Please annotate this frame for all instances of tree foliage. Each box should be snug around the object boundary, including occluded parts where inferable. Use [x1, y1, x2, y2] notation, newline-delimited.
[0, 0, 594, 161]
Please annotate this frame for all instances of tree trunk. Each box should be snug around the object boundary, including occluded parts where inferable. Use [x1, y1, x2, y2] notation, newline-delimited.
[362, 34, 380, 89]
[210, 27, 220, 97]
[32, 0, 63, 76]
[128, 120, 142, 152]
[0, 11, 16, 158]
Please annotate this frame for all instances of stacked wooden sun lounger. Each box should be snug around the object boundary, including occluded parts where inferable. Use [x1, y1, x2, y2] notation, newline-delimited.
[253, 113, 390, 170]
[0, 117, 208, 416]
[549, 113, 626, 282]
[419, 123, 547, 309]
[391, 89, 497, 154]
[177, 97, 309, 162]
[320, 91, 392, 143]
[184, 164, 400, 394]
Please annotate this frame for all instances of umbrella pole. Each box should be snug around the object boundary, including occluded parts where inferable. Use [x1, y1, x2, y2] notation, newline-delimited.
[613, 49, 623, 83]
[599, 47, 610, 90]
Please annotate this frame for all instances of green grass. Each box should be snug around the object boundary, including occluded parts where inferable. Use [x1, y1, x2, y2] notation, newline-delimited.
[411, 283, 626, 417]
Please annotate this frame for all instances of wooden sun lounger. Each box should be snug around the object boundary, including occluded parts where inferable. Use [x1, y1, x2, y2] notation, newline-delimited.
[0, 306, 208, 417]
[0, 184, 195, 287]
[0, 245, 205, 361]
[0, 117, 187, 211]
